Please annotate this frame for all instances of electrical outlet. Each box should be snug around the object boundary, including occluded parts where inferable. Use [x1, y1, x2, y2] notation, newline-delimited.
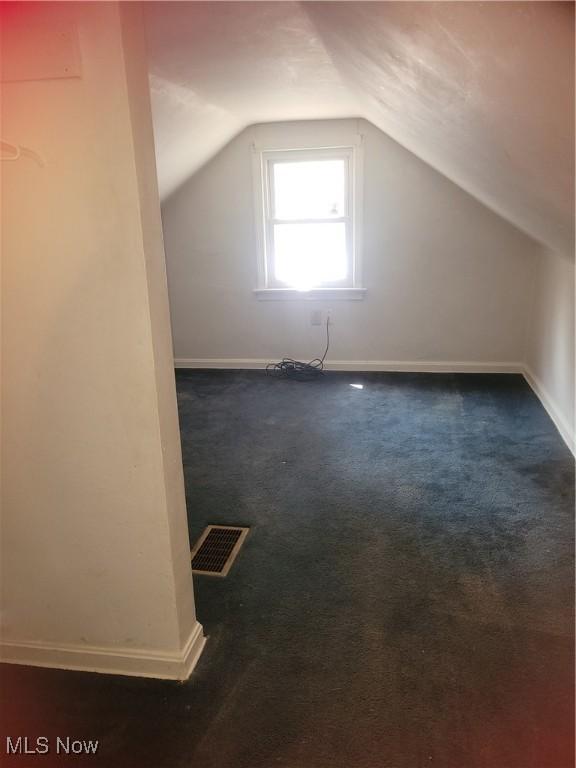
[310, 310, 322, 326]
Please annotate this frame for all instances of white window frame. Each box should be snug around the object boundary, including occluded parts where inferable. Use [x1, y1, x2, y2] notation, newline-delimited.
[252, 142, 365, 300]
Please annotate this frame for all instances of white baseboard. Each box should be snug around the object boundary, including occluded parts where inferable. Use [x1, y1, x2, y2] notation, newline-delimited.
[175, 357, 574, 455]
[0, 621, 206, 681]
[523, 366, 575, 456]
[175, 358, 524, 374]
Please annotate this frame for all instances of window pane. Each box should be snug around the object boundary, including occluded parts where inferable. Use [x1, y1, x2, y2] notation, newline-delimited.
[273, 222, 347, 289]
[273, 160, 346, 220]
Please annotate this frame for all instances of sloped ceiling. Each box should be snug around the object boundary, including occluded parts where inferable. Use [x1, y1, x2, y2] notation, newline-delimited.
[145, 2, 361, 199]
[145, 1, 575, 253]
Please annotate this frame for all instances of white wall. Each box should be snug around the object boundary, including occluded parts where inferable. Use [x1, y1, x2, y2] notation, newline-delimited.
[526, 247, 575, 452]
[0, 2, 204, 679]
[163, 119, 539, 369]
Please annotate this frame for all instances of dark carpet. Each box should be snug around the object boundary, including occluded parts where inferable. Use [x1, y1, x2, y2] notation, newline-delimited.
[1, 371, 574, 768]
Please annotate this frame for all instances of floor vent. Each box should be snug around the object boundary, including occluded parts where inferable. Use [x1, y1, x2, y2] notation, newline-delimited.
[191, 525, 249, 577]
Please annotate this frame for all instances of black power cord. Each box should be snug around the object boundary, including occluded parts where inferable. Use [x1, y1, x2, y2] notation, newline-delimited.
[266, 317, 330, 381]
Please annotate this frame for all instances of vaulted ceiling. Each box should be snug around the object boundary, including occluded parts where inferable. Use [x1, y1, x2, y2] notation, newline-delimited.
[144, 1, 574, 254]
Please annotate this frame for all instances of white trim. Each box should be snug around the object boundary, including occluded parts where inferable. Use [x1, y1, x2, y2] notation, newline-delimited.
[252, 145, 268, 289]
[175, 358, 524, 373]
[0, 621, 206, 681]
[252, 131, 364, 152]
[174, 357, 574, 456]
[523, 366, 575, 455]
[353, 137, 364, 289]
[253, 288, 366, 301]
[252, 139, 364, 293]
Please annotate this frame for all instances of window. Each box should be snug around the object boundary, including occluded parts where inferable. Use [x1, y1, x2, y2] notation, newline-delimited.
[254, 146, 364, 299]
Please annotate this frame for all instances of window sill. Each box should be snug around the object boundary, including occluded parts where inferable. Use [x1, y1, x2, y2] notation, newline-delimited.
[253, 288, 366, 301]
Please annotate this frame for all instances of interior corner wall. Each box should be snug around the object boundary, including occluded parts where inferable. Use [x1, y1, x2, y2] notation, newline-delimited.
[0, 1, 203, 679]
[162, 119, 539, 369]
[525, 246, 575, 452]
